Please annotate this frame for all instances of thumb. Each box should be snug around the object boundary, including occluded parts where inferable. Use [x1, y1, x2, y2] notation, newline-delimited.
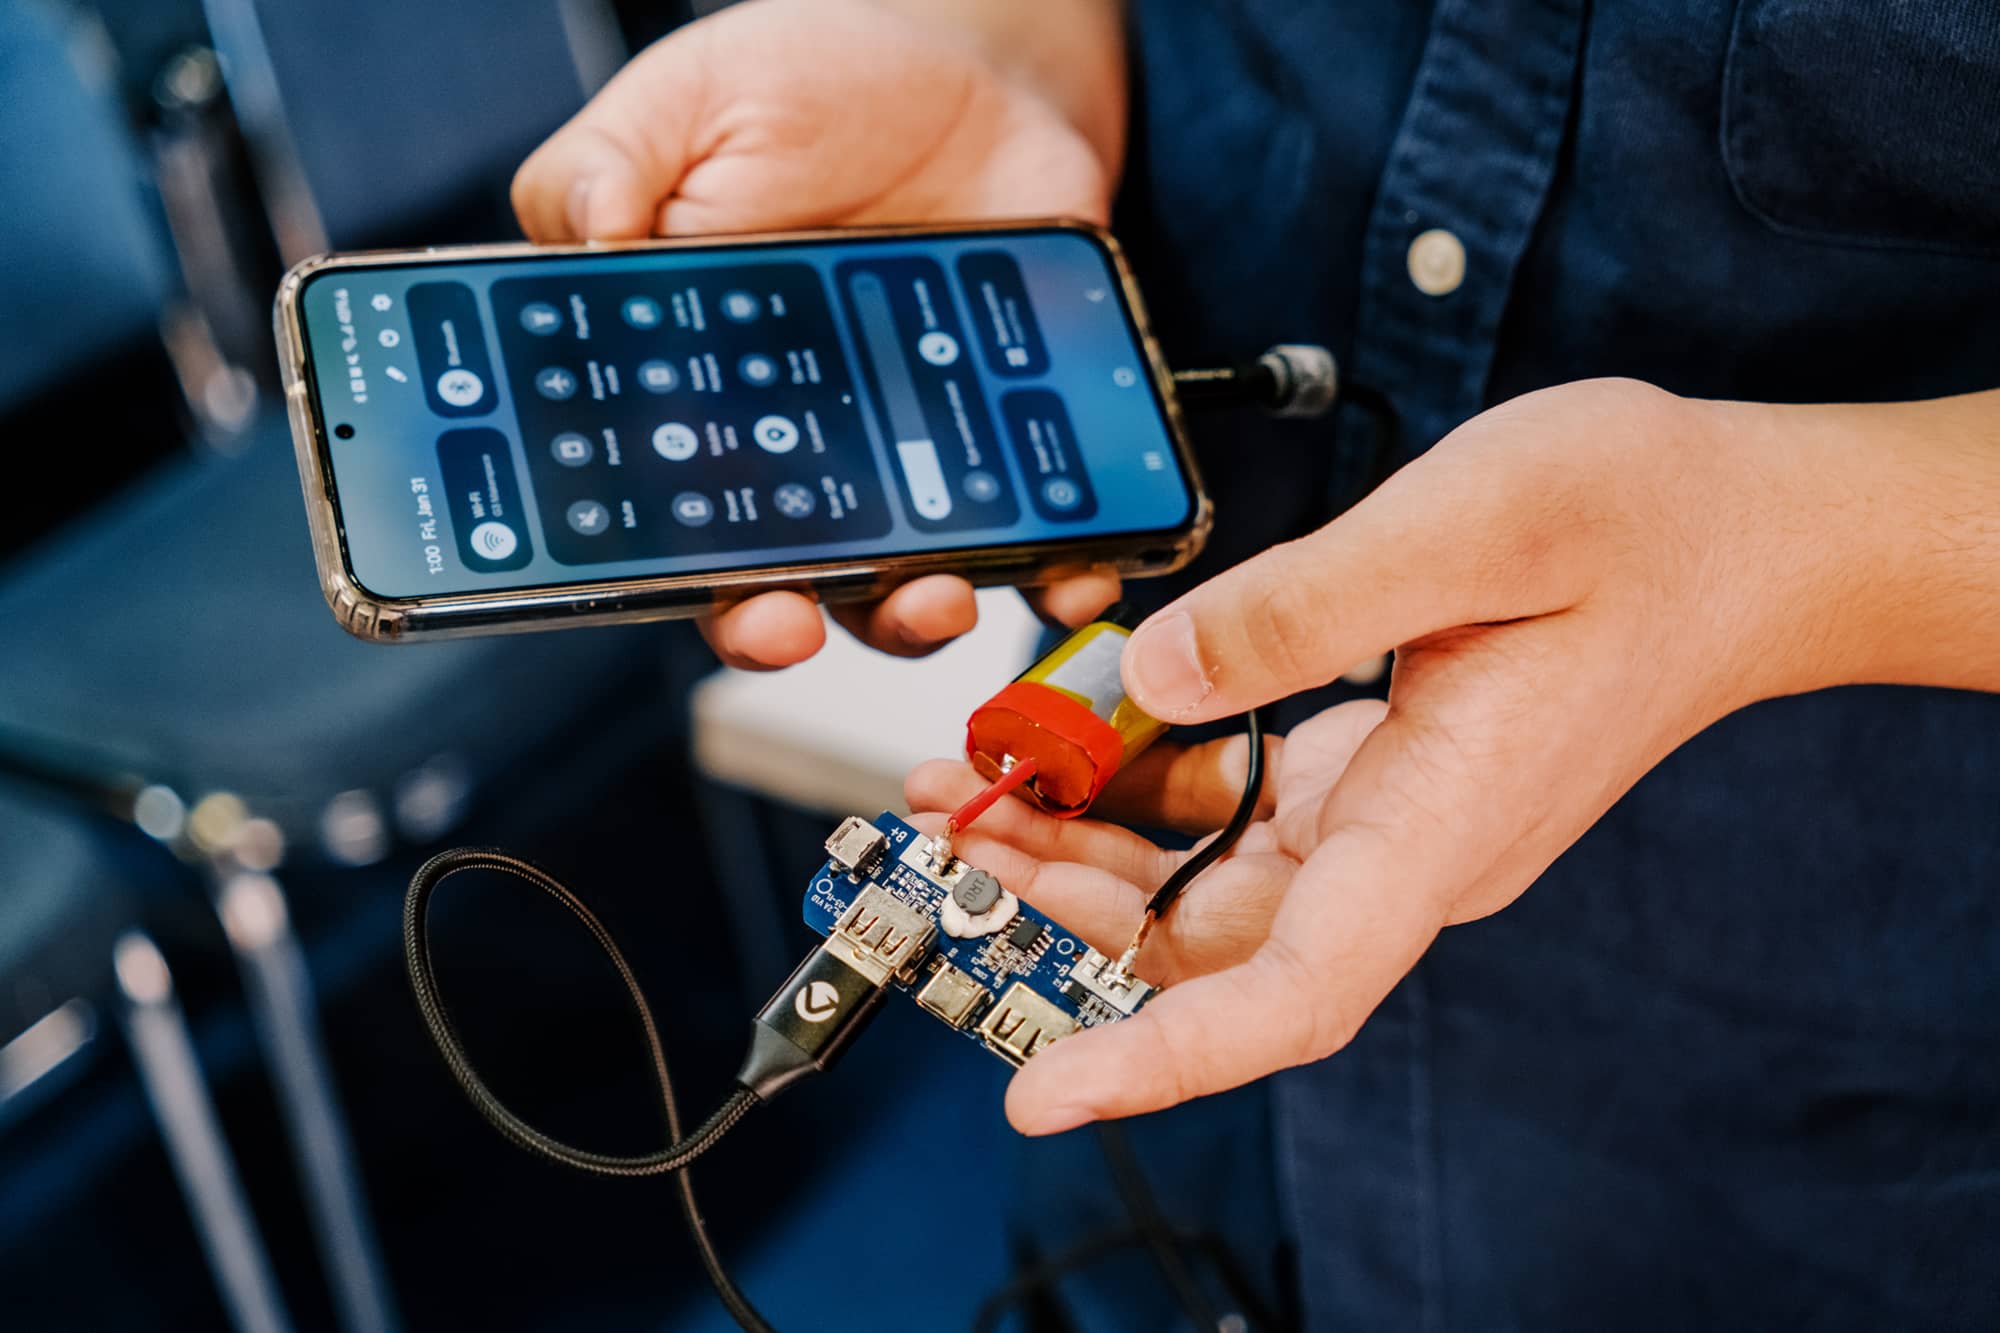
[1120, 447, 1587, 721]
[511, 34, 709, 241]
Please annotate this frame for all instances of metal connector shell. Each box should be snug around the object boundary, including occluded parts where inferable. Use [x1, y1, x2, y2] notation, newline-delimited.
[824, 816, 889, 879]
[740, 942, 892, 1099]
[915, 963, 990, 1029]
[977, 982, 1078, 1066]
[830, 885, 935, 985]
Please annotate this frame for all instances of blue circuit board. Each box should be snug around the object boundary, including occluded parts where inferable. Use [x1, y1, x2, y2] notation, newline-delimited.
[803, 812, 1151, 1064]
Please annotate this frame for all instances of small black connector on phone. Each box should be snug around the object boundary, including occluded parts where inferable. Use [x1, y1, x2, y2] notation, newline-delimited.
[1172, 343, 1339, 418]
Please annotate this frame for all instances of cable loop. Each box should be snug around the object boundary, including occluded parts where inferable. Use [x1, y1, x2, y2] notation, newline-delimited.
[404, 847, 771, 1331]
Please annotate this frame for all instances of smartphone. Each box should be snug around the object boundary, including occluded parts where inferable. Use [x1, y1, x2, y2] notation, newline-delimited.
[274, 220, 1209, 641]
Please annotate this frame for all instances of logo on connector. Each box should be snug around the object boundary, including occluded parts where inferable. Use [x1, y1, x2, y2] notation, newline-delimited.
[793, 980, 841, 1023]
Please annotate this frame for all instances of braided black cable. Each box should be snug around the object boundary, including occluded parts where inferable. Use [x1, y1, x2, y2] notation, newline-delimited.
[404, 847, 771, 1332]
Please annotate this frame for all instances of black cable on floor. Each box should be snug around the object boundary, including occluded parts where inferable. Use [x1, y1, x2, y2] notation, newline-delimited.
[972, 1224, 1288, 1333]
[1099, 1122, 1225, 1331]
[404, 847, 772, 1333]
[405, 707, 1276, 1333]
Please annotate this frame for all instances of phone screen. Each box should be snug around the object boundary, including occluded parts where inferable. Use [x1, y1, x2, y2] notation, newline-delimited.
[296, 226, 1196, 599]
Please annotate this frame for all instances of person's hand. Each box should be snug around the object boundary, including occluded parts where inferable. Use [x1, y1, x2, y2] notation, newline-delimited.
[910, 376, 2000, 1132]
[512, 0, 1125, 667]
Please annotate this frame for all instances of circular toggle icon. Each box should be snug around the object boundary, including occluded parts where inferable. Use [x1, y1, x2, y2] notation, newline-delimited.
[772, 483, 816, 519]
[565, 499, 610, 536]
[637, 359, 679, 393]
[519, 302, 562, 335]
[917, 330, 959, 366]
[652, 422, 700, 462]
[436, 368, 484, 407]
[671, 492, 715, 527]
[752, 414, 800, 454]
[621, 296, 662, 329]
[467, 521, 517, 560]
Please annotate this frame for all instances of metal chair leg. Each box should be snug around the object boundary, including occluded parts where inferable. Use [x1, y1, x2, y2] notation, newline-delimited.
[216, 871, 401, 1333]
[114, 931, 295, 1333]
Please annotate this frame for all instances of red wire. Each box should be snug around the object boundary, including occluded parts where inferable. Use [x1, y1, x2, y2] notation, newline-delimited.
[947, 757, 1039, 834]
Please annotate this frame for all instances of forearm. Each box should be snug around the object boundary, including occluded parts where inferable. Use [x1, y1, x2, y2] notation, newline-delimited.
[868, 0, 1128, 176]
[1724, 389, 2000, 698]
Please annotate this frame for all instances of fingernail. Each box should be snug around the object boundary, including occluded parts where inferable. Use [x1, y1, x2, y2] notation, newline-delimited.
[565, 177, 596, 238]
[1125, 611, 1212, 716]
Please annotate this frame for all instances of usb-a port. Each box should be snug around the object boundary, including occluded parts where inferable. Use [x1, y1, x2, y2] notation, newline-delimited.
[977, 983, 1078, 1066]
[831, 886, 934, 984]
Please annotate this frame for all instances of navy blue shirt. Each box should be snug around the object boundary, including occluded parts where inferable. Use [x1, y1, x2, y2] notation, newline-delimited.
[1106, 3, 2000, 1328]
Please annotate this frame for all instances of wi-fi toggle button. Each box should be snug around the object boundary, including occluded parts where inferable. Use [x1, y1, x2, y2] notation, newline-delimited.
[468, 521, 518, 561]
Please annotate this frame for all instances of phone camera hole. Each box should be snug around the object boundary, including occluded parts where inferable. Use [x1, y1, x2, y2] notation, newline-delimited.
[334, 423, 355, 439]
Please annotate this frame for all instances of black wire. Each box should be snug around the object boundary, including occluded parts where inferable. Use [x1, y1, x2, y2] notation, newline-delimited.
[1098, 1123, 1225, 1331]
[400, 711, 1270, 1332]
[1143, 709, 1267, 920]
[969, 1227, 1175, 1333]
[403, 847, 773, 1333]
[971, 1225, 1287, 1333]
[1053, 709, 1271, 1332]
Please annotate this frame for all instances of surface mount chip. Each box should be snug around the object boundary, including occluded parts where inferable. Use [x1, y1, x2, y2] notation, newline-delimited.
[801, 813, 1152, 1066]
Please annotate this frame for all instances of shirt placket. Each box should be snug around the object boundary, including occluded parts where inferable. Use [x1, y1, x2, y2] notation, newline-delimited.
[1345, 0, 1589, 461]
[1287, 5, 1589, 1331]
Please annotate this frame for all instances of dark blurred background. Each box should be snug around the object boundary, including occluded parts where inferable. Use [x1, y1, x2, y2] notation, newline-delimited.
[0, 2, 1281, 1330]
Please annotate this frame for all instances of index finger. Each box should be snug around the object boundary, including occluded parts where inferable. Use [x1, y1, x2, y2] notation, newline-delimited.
[1118, 434, 1598, 723]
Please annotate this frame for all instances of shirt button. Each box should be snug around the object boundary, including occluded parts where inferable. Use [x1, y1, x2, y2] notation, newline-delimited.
[1406, 228, 1466, 296]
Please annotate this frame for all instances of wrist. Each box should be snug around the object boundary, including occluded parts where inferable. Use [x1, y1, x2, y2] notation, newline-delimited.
[1701, 391, 2000, 701]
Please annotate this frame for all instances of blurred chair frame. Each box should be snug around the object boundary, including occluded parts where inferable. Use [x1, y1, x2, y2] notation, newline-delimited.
[0, 3, 681, 1330]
